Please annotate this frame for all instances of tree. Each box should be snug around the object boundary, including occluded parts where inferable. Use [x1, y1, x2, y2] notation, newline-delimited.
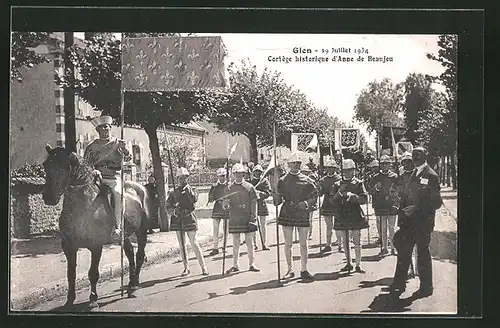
[160, 134, 205, 171]
[10, 32, 53, 82]
[401, 73, 434, 142]
[57, 32, 222, 229]
[426, 35, 458, 189]
[353, 78, 405, 133]
[208, 60, 296, 163]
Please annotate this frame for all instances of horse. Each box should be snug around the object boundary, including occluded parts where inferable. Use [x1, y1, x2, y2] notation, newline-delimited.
[42, 145, 152, 310]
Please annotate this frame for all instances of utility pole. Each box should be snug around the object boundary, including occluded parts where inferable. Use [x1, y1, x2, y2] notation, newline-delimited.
[64, 32, 76, 152]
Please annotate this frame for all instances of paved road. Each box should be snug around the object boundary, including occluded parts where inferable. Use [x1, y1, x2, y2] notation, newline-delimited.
[30, 209, 457, 314]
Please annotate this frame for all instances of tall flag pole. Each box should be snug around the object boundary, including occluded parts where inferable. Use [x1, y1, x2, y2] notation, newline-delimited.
[273, 123, 281, 282]
[119, 46, 125, 298]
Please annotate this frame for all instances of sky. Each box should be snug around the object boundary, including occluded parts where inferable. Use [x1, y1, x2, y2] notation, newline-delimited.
[74, 33, 446, 148]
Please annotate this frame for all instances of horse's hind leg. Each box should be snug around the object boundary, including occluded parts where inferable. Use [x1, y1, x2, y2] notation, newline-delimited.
[123, 238, 136, 297]
[88, 246, 103, 310]
[133, 227, 148, 291]
[62, 240, 77, 310]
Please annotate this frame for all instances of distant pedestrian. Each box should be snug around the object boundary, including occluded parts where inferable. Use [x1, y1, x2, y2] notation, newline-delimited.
[166, 167, 208, 276]
[250, 165, 272, 251]
[207, 167, 229, 256]
[144, 175, 160, 234]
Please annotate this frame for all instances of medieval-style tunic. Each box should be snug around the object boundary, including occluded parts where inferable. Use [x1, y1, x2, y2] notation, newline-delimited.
[332, 177, 369, 231]
[250, 177, 272, 216]
[319, 174, 342, 216]
[367, 171, 399, 216]
[208, 182, 229, 220]
[83, 137, 131, 179]
[227, 181, 258, 234]
[166, 184, 198, 231]
[306, 173, 320, 212]
[276, 172, 318, 227]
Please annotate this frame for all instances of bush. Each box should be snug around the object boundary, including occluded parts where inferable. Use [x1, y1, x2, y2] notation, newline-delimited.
[11, 163, 46, 180]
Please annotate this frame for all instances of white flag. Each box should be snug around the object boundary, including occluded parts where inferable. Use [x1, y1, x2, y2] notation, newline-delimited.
[305, 134, 318, 152]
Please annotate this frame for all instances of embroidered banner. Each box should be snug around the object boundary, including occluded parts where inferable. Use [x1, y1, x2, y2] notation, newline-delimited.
[121, 36, 227, 91]
[334, 128, 360, 150]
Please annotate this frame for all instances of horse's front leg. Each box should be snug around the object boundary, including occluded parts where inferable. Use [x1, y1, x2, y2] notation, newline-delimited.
[88, 246, 103, 310]
[123, 238, 137, 297]
[62, 240, 77, 310]
[133, 227, 148, 291]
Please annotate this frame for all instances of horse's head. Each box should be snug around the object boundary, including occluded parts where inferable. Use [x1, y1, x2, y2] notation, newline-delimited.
[42, 144, 80, 205]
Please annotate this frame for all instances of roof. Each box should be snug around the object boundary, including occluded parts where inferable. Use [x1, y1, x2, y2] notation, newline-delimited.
[180, 121, 207, 132]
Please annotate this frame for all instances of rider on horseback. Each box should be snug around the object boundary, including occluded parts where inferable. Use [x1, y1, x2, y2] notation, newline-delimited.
[84, 115, 132, 240]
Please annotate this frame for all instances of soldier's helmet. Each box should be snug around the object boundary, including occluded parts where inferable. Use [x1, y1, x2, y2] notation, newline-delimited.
[400, 152, 413, 162]
[216, 167, 227, 176]
[91, 115, 113, 128]
[232, 163, 247, 173]
[368, 159, 379, 168]
[252, 164, 264, 172]
[287, 152, 302, 163]
[324, 159, 339, 168]
[379, 155, 393, 163]
[342, 159, 356, 170]
[176, 167, 190, 177]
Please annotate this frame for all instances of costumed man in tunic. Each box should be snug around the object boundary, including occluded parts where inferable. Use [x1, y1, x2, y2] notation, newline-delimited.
[207, 167, 229, 256]
[144, 175, 160, 234]
[366, 159, 381, 244]
[367, 155, 399, 256]
[166, 167, 208, 276]
[396, 151, 418, 278]
[273, 152, 318, 280]
[223, 163, 261, 273]
[390, 147, 442, 298]
[302, 166, 319, 240]
[332, 159, 369, 273]
[84, 115, 132, 241]
[319, 160, 344, 252]
[250, 165, 272, 251]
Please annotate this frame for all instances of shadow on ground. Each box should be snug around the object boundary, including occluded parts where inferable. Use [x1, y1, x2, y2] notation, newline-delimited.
[230, 279, 286, 295]
[430, 230, 457, 263]
[361, 292, 417, 313]
[358, 277, 393, 289]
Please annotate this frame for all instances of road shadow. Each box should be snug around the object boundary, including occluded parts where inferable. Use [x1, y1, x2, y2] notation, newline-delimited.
[361, 292, 416, 313]
[358, 277, 394, 289]
[189, 292, 227, 306]
[430, 230, 457, 263]
[49, 292, 122, 313]
[312, 271, 351, 282]
[211, 251, 248, 262]
[361, 254, 386, 262]
[362, 242, 380, 249]
[308, 252, 332, 259]
[230, 279, 285, 295]
[175, 272, 237, 288]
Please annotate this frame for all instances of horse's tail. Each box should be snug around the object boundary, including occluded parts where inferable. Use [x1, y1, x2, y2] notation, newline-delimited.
[124, 181, 151, 220]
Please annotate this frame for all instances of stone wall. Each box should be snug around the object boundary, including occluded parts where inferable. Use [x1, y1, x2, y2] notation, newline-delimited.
[10, 186, 63, 239]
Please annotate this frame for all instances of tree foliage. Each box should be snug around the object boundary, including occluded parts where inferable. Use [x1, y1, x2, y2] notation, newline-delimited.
[11, 32, 53, 82]
[353, 78, 405, 133]
[209, 59, 345, 163]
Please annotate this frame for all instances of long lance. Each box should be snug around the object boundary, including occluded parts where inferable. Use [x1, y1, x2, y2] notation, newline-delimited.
[120, 90, 125, 297]
[273, 123, 281, 282]
[339, 145, 352, 271]
[376, 129, 383, 254]
[222, 142, 237, 275]
[164, 131, 187, 269]
[253, 178, 266, 249]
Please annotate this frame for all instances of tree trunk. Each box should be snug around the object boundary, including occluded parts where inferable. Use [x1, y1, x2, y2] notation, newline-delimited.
[248, 134, 259, 164]
[446, 156, 451, 187]
[145, 124, 169, 232]
[318, 147, 325, 176]
[451, 151, 457, 190]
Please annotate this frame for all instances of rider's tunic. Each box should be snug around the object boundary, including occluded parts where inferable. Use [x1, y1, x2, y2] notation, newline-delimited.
[83, 137, 131, 179]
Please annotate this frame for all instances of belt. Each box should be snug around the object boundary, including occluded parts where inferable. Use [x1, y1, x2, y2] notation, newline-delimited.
[285, 200, 303, 206]
[235, 204, 247, 209]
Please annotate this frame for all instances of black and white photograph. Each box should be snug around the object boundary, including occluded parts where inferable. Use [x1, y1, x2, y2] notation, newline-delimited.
[9, 7, 481, 317]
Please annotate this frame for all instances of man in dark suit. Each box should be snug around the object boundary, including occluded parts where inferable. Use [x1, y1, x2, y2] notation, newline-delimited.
[390, 146, 443, 298]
